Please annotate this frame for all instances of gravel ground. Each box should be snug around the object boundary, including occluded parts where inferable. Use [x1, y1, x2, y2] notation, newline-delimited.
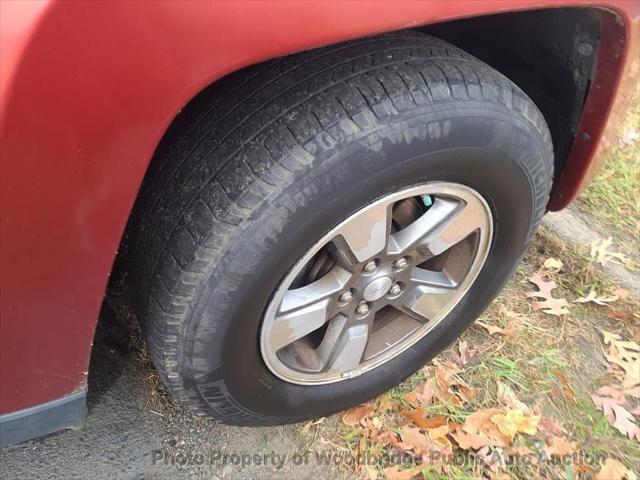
[0, 302, 340, 480]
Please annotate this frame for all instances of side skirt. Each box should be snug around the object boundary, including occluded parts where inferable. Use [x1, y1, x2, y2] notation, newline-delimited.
[0, 389, 87, 445]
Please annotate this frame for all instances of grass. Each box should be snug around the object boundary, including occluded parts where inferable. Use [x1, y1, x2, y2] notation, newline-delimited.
[103, 94, 640, 479]
[319, 226, 640, 479]
[577, 88, 640, 247]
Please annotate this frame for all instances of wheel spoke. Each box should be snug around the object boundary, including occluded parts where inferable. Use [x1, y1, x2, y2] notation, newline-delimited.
[325, 324, 369, 375]
[269, 267, 350, 350]
[389, 197, 485, 258]
[402, 282, 458, 322]
[427, 197, 487, 256]
[333, 201, 392, 264]
[410, 267, 457, 289]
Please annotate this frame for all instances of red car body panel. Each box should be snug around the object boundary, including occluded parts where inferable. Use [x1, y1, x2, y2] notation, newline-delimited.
[0, 1, 638, 418]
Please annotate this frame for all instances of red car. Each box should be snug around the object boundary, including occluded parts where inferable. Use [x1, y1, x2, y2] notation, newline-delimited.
[1, 0, 638, 445]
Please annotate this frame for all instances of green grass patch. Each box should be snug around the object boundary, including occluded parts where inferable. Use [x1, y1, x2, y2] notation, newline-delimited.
[578, 91, 640, 240]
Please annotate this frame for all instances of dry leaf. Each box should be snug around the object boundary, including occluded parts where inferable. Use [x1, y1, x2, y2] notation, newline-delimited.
[595, 458, 637, 480]
[476, 320, 504, 336]
[476, 315, 521, 338]
[399, 425, 430, 454]
[426, 424, 450, 441]
[497, 381, 531, 414]
[450, 427, 492, 450]
[342, 404, 374, 426]
[451, 408, 510, 449]
[612, 288, 630, 301]
[543, 436, 577, 457]
[417, 361, 474, 407]
[590, 238, 629, 267]
[450, 340, 477, 367]
[537, 416, 567, 437]
[527, 273, 571, 315]
[475, 445, 502, 469]
[592, 387, 640, 440]
[574, 288, 619, 305]
[490, 409, 540, 442]
[608, 309, 632, 320]
[383, 466, 421, 480]
[602, 331, 640, 389]
[544, 257, 564, 272]
[376, 393, 395, 415]
[401, 409, 447, 430]
[553, 369, 576, 401]
[620, 127, 640, 145]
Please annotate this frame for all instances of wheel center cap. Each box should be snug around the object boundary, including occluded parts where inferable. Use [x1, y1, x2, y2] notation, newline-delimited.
[363, 276, 392, 302]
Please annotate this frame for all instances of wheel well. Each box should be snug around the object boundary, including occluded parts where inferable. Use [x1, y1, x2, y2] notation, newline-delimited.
[111, 6, 618, 288]
[150, 7, 618, 195]
[421, 7, 604, 180]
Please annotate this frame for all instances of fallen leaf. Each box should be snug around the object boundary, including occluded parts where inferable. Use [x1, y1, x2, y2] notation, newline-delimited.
[602, 331, 640, 389]
[399, 425, 430, 454]
[417, 361, 474, 407]
[544, 257, 564, 272]
[450, 340, 477, 367]
[553, 369, 576, 401]
[590, 238, 629, 267]
[383, 466, 421, 480]
[595, 458, 637, 480]
[596, 385, 627, 403]
[543, 436, 577, 457]
[475, 445, 504, 470]
[455, 384, 477, 403]
[401, 409, 447, 430]
[342, 404, 374, 426]
[490, 409, 540, 442]
[497, 381, 531, 414]
[450, 428, 490, 450]
[376, 393, 395, 415]
[620, 127, 640, 145]
[451, 408, 510, 449]
[498, 308, 524, 337]
[537, 416, 567, 437]
[527, 273, 571, 315]
[592, 387, 640, 440]
[609, 309, 631, 320]
[426, 424, 450, 441]
[574, 288, 619, 305]
[476, 320, 504, 336]
[612, 288, 630, 301]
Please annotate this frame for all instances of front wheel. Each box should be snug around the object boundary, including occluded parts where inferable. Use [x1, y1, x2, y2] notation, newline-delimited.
[128, 32, 553, 425]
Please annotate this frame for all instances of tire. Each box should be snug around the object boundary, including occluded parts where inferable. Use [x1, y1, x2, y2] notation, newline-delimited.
[127, 31, 553, 425]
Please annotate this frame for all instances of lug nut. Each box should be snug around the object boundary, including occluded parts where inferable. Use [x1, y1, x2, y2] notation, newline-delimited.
[356, 302, 370, 315]
[363, 261, 377, 274]
[394, 257, 409, 270]
[339, 291, 353, 304]
[389, 283, 402, 296]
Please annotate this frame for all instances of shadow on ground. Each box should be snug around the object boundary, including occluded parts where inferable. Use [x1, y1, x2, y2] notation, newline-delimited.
[0, 302, 339, 480]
